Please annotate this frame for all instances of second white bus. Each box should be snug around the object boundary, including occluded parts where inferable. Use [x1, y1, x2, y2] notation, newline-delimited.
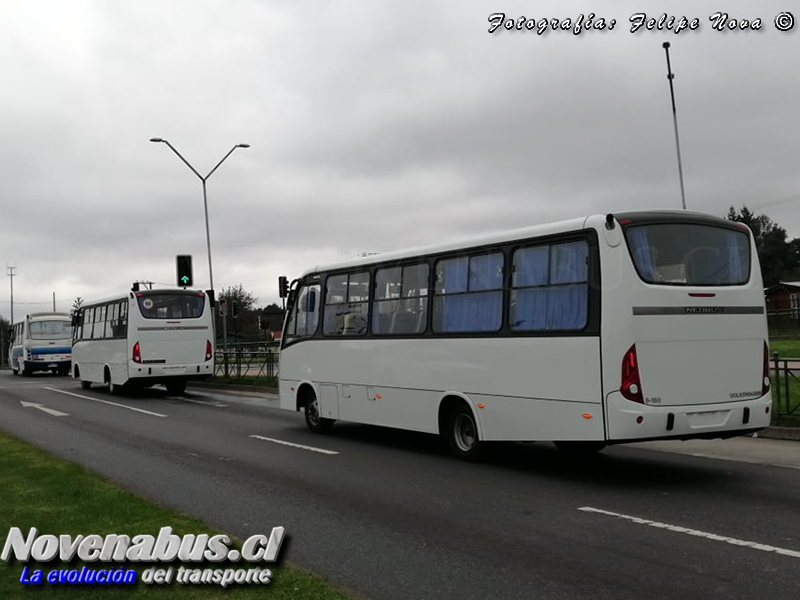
[71, 287, 214, 394]
[278, 210, 772, 460]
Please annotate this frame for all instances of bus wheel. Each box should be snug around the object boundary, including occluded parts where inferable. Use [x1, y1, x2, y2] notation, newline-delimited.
[554, 441, 607, 456]
[447, 405, 483, 462]
[165, 381, 187, 395]
[304, 393, 334, 434]
[105, 369, 121, 396]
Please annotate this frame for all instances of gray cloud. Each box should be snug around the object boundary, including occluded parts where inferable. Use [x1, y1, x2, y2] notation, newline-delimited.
[1, 0, 798, 316]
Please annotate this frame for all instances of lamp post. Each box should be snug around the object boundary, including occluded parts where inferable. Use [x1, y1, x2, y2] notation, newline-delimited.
[662, 42, 687, 210]
[150, 138, 250, 374]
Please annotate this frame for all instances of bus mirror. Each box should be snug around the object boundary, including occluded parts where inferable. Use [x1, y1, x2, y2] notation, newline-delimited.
[287, 289, 296, 309]
[71, 312, 80, 327]
[206, 289, 216, 307]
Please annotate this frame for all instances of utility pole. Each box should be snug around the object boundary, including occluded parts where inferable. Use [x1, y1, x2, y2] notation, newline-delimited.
[7, 265, 16, 324]
[662, 41, 687, 210]
[53, 292, 56, 312]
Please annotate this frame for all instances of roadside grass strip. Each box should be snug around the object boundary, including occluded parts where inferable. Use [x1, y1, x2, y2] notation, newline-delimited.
[0, 430, 354, 599]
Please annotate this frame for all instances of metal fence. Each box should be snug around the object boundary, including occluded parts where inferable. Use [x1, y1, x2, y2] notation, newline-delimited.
[771, 353, 800, 417]
[213, 342, 280, 380]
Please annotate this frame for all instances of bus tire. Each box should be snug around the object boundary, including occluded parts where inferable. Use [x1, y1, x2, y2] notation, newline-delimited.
[165, 381, 187, 395]
[304, 392, 334, 434]
[554, 441, 607, 456]
[105, 369, 121, 396]
[446, 405, 483, 462]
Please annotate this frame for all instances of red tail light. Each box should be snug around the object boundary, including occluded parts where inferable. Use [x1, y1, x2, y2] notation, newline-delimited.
[132, 342, 142, 364]
[762, 341, 770, 396]
[205, 340, 213, 362]
[621, 344, 644, 403]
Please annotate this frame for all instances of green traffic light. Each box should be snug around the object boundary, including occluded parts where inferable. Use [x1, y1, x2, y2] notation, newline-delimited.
[181, 276, 189, 284]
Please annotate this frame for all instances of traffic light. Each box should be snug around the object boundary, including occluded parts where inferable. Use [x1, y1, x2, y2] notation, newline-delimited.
[278, 276, 289, 298]
[176, 255, 193, 287]
[231, 301, 239, 319]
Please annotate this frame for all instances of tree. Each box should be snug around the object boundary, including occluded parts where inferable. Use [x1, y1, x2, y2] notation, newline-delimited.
[71, 297, 84, 319]
[218, 285, 257, 311]
[726, 205, 798, 286]
[0, 315, 10, 366]
[217, 284, 259, 341]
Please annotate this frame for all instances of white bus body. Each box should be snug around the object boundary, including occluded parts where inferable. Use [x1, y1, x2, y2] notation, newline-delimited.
[278, 210, 772, 460]
[71, 288, 214, 394]
[8, 313, 72, 376]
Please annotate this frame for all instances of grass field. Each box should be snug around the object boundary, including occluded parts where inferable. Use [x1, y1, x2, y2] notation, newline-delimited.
[0, 431, 351, 599]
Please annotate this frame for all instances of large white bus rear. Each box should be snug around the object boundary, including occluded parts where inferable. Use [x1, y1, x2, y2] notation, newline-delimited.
[599, 211, 771, 442]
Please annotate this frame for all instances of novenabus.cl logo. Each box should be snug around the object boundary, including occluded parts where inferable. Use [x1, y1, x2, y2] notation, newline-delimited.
[2, 526, 285, 588]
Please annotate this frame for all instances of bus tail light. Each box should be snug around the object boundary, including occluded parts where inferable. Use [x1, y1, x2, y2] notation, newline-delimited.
[621, 345, 644, 403]
[762, 341, 770, 396]
[205, 340, 213, 361]
[132, 342, 142, 364]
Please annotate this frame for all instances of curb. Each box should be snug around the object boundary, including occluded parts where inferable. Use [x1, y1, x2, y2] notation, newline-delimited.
[758, 426, 800, 442]
[188, 381, 278, 395]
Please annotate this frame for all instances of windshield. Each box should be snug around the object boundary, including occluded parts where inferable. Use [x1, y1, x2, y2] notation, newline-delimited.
[136, 293, 206, 319]
[29, 320, 72, 340]
[625, 223, 750, 286]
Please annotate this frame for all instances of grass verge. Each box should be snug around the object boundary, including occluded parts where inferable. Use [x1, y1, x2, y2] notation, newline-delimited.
[0, 430, 352, 599]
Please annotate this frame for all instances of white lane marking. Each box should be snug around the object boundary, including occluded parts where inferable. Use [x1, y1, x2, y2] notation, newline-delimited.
[170, 396, 228, 408]
[43, 387, 168, 418]
[20, 401, 69, 417]
[249, 435, 339, 455]
[578, 506, 800, 559]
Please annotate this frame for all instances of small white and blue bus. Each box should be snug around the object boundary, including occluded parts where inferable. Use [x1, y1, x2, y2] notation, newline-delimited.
[71, 287, 215, 394]
[278, 210, 772, 460]
[8, 312, 73, 376]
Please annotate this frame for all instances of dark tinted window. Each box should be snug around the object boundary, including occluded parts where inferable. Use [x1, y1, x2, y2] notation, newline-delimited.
[137, 293, 206, 319]
[625, 224, 750, 286]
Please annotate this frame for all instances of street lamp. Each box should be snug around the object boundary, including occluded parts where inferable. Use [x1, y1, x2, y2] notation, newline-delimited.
[149, 138, 250, 291]
[661, 42, 687, 210]
[150, 138, 250, 373]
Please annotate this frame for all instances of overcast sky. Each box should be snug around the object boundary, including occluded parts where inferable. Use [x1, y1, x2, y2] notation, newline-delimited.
[1, 0, 798, 318]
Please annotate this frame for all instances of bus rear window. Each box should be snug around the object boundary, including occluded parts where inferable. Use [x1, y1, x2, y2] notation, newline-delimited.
[29, 320, 72, 340]
[625, 223, 750, 286]
[137, 294, 205, 319]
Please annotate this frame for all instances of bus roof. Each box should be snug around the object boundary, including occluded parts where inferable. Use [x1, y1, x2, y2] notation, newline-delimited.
[299, 209, 736, 278]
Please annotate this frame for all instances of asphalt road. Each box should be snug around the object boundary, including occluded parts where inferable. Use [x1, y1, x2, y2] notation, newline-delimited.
[1, 370, 799, 600]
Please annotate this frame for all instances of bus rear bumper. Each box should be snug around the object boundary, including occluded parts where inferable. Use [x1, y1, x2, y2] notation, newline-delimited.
[128, 362, 214, 381]
[21, 359, 71, 373]
[606, 392, 772, 442]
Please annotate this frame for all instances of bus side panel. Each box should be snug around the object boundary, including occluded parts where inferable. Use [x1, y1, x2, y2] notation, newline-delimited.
[281, 337, 603, 438]
[468, 394, 605, 441]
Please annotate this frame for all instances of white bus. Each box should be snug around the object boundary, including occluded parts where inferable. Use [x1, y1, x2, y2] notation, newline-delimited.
[278, 210, 772, 460]
[8, 312, 73, 376]
[71, 288, 214, 394]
